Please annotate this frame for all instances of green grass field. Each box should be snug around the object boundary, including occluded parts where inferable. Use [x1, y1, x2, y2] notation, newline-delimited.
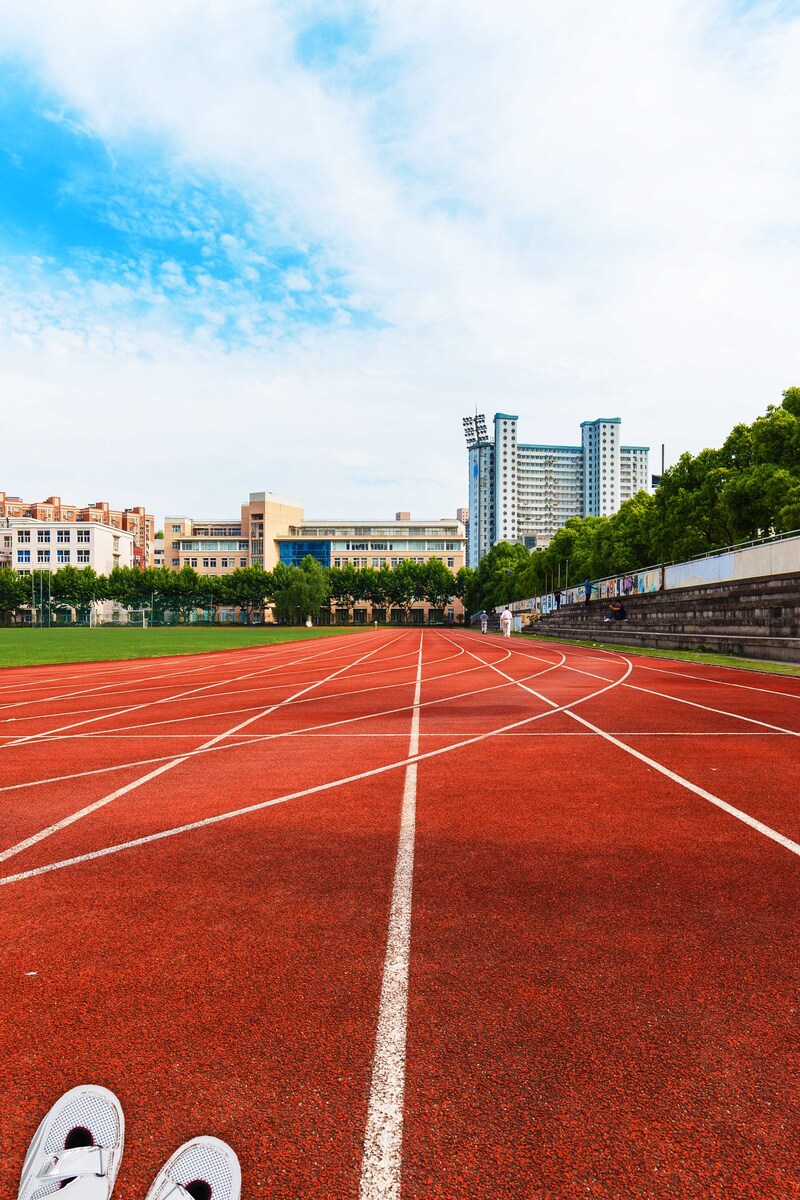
[0, 625, 366, 668]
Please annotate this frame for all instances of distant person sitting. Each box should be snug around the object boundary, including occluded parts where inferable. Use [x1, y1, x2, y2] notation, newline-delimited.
[604, 600, 627, 622]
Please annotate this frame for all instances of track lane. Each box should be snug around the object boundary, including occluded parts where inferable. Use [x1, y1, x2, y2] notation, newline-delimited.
[4, 630, 800, 1200]
[401, 633, 800, 1199]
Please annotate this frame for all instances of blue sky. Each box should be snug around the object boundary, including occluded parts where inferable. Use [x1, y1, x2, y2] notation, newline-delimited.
[0, 65, 369, 350]
[1, 0, 799, 521]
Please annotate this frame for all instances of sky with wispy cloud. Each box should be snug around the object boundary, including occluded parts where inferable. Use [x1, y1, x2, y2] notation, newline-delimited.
[1, 0, 799, 523]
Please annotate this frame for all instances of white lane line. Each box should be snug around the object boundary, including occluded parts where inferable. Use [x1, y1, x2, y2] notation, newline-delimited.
[359, 636, 423, 1200]
[0, 639, 301, 710]
[634, 661, 800, 698]
[1, 630, 384, 749]
[7, 644, 470, 736]
[0, 648, 627, 886]
[565, 708, 800, 859]
[622, 682, 800, 737]
[0, 656, 565, 797]
[473, 633, 800, 740]
[0, 633, 442, 731]
[0, 633, 406, 865]
[461, 635, 800, 862]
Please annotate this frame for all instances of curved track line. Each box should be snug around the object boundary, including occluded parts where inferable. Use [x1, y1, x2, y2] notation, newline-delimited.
[0, 652, 567, 796]
[0, 646, 630, 886]
[471, 634, 800, 738]
[1, 632, 408, 748]
[2, 645, 527, 744]
[462, 635, 800, 862]
[0, 634, 405, 865]
[0, 635, 464, 730]
[0, 636, 336, 707]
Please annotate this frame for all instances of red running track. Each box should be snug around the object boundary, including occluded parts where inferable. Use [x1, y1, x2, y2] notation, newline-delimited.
[1, 629, 799, 1199]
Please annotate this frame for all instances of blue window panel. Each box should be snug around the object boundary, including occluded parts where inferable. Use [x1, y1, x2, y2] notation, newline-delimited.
[278, 541, 331, 568]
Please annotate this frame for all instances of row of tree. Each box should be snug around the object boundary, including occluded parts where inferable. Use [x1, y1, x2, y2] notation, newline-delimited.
[0, 556, 469, 626]
[464, 388, 800, 613]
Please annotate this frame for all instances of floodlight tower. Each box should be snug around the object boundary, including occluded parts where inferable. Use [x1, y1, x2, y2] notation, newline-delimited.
[463, 412, 491, 567]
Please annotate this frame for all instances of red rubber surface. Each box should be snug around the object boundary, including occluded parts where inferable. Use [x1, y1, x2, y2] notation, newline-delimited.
[1, 629, 799, 1198]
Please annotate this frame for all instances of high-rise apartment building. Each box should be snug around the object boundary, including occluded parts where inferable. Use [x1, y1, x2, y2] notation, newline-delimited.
[464, 414, 649, 563]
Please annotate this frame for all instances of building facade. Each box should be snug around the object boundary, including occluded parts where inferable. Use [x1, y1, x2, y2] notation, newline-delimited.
[465, 414, 649, 561]
[162, 497, 466, 621]
[0, 493, 154, 566]
[163, 492, 305, 576]
[1, 517, 134, 576]
[276, 512, 465, 571]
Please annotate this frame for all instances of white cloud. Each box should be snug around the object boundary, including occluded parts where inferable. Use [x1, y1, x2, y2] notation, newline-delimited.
[1, 0, 799, 522]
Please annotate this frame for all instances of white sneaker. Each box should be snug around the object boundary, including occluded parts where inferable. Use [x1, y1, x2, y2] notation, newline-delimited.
[144, 1138, 240, 1200]
[19, 1085, 124, 1200]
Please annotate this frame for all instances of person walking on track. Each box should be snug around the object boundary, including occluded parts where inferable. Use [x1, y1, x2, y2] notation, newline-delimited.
[479, 610, 489, 634]
[500, 607, 513, 638]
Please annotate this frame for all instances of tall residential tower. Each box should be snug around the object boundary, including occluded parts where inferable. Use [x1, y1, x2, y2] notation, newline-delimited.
[463, 413, 649, 564]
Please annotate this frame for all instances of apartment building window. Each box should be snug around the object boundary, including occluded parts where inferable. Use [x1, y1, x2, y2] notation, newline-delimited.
[220, 557, 229, 568]
[17, 550, 30, 563]
[240, 558, 247, 567]
[57, 550, 71, 563]
[18, 530, 30, 543]
[37, 550, 50, 563]
[37, 530, 50, 543]
[171, 525, 182, 533]
[57, 530, 70, 543]
[448, 557, 455, 568]
[190, 557, 198, 567]
[172, 558, 180, 567]
[77, 530, 90, 543]
[77, 550, 90, 563]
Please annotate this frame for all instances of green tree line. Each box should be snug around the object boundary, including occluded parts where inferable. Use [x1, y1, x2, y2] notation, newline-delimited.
[463, 387, 800, 613]
[0, 555, 467, 626]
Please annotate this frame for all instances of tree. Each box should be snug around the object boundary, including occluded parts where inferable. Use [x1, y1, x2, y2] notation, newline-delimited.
[328, 565, 362, 622]
[361, 567, 391, 619]
[218, 566, 272, 624]
[272, 557, 330, 623]
[420, 559, 456, 615]
[0, 568, 28, 625]
[386, 560, 424, 622]
[51, 566, 102, 622]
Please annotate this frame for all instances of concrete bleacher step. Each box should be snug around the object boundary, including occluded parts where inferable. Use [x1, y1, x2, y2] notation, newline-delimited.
[524, 571, 800, 664]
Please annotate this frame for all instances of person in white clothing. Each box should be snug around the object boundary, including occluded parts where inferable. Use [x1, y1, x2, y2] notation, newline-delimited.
[500, 607, 513, 638]
[479, 610, 488, 634]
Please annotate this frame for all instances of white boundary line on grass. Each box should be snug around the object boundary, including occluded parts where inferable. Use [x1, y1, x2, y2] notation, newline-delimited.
[359, 635, 423, 1200]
